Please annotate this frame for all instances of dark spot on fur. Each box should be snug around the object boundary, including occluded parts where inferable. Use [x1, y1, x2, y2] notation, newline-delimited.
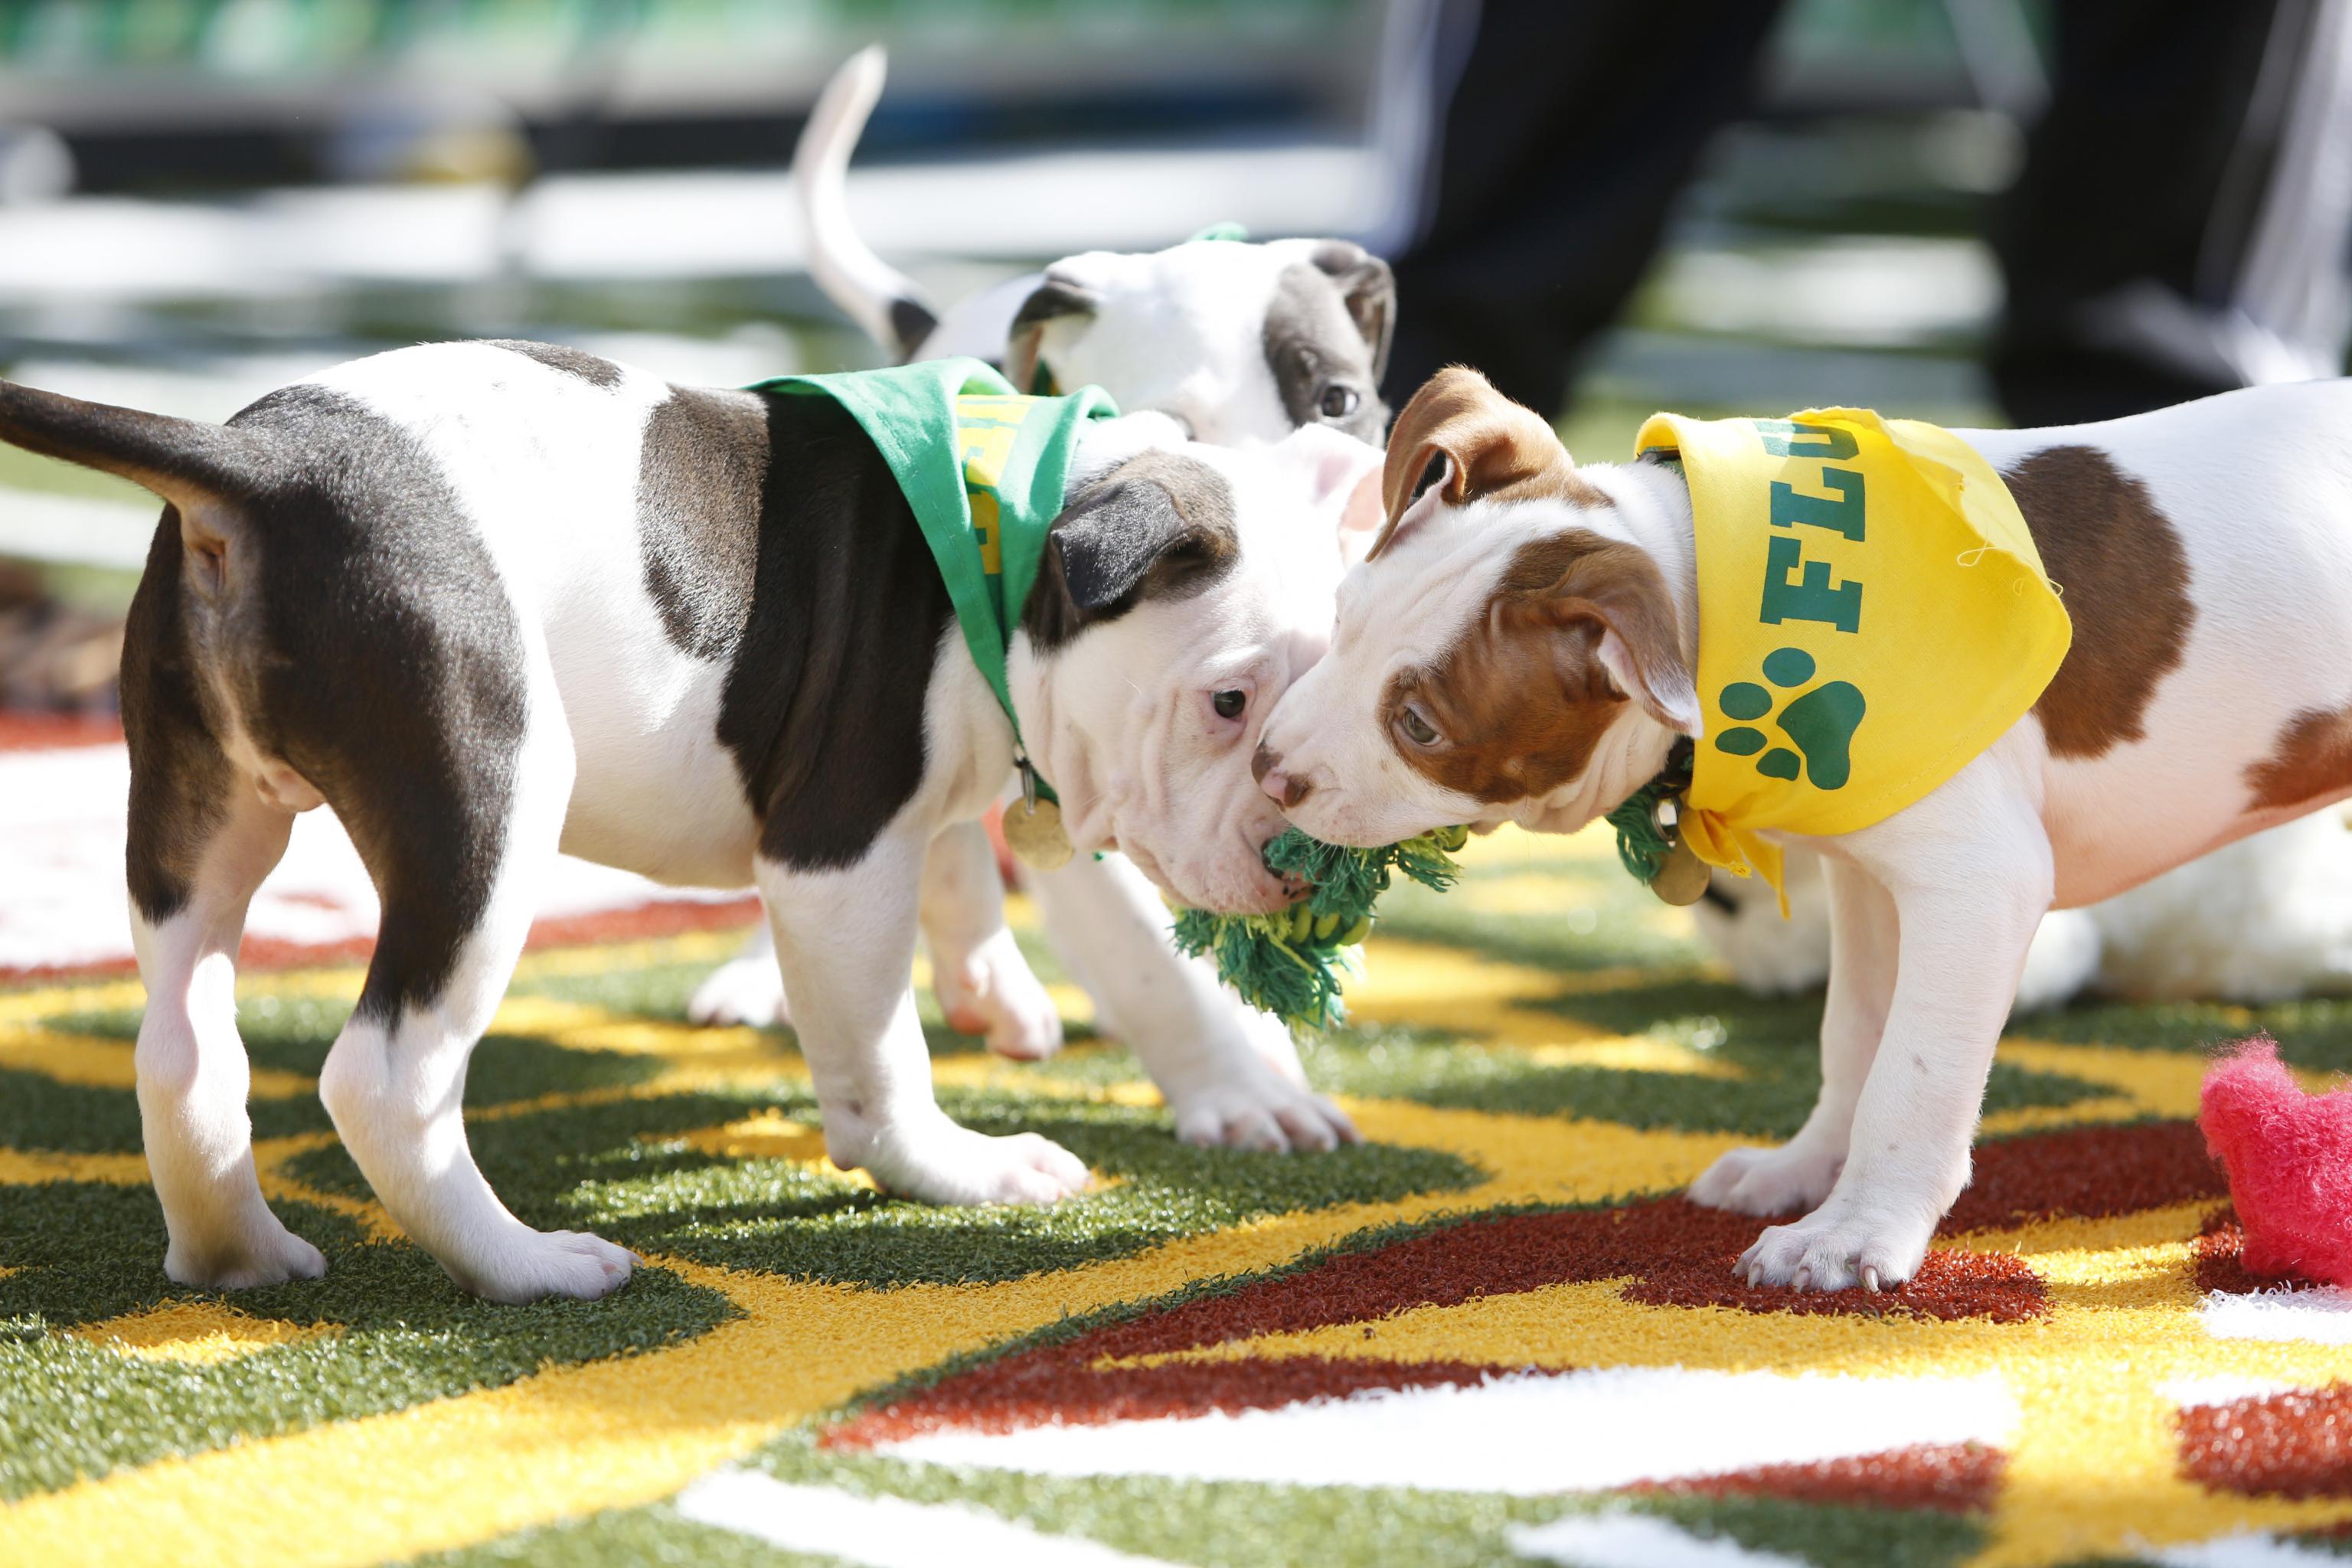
[2002, 445, 2194, 759]
[485, 340, 622, 388]
[121, 509, 232, 924]
[1262, 263, 1388, 443]
[124, 385, 531, 1022]
[715, 392, 956, 871]
[1388, 531, 1684, 804]
[1309, 240, 1397, 385]
[2246, 704, 2352, 812]
[635, 387, 767, 660]
[887, 297, 941, 361]
[1022, 449, 1238, 652]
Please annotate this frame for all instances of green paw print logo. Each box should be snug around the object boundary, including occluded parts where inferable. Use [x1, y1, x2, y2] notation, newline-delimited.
[1715, 648, 1867, 790]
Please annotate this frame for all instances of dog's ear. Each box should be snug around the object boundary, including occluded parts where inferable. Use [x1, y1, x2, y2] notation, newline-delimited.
[1274, 423, 1386, 560]
[1312, 240, 1396, 383]
[1024, 449, 1238, 648]
[1505, 537, 1701, 737]
[1006, 275, 1102, 394]
[1371, 367, 1575, 560]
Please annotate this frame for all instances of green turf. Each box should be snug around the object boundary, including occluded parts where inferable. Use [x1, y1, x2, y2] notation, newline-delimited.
[0, 1182, 737, 1500]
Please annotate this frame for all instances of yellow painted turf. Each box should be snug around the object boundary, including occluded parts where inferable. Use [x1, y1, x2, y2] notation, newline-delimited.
[6, 824, 2352, 1565]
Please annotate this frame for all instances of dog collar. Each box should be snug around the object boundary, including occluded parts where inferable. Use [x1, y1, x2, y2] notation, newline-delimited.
[749, 360, 1119, 856]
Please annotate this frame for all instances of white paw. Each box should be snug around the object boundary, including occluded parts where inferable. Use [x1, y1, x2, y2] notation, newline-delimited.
[1734, 1200, 1932, 1294]
[165, 1213, 328, 1291]
[1236, 1003, 1310, 1087]
[1171, 1061, 1360, 1154]
[863, 1121, 1091, 1206]
[688, 956, 790, 1029]
[441, 1227, 637, 1305]
[933, 930, 1063, 1061]
[1688, 1141, 1845, 1217]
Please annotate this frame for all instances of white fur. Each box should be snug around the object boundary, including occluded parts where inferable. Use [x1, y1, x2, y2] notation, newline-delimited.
[719, 58, 1391, 1123]
[1263, 381, 2352, 1292]
[149, 343, 1379, 1292]
[1700, 762, 2352, 1013]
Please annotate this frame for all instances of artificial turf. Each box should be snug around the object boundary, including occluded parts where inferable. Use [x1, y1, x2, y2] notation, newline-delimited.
[7, 824, 2352, 1566]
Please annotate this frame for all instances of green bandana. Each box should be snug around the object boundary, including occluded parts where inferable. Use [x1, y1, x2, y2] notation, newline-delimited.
[748, 359, 1119, 796]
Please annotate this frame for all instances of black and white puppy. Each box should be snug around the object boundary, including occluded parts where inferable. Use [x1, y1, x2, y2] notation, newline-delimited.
[683, 44, 1398, 1100]
[0, 341, 1381, 1302]
[793, 46, 1393, 438]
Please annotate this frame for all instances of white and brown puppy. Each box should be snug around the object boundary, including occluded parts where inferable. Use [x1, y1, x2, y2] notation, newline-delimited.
[0, 341, 1380, 1302]
[1257, 365, 2352, 1294]
[686, 42, 1397, 1093]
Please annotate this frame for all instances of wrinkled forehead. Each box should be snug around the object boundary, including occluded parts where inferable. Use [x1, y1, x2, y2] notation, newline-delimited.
[1178, 440, 1349, 596]
[1338, 496, 1521, 642]
[1080, 242, 1358, 355]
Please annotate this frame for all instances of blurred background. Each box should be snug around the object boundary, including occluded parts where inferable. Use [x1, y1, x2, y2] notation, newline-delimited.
[0, 0, 2336, 719]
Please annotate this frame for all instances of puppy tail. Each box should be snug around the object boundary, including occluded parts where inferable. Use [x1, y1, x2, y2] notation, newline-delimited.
[792, 45, 939, 360]
[0, 377, 265, 577]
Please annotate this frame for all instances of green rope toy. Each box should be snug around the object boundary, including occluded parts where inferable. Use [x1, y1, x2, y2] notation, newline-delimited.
[1604, 737, 1694, 884]
[1171, 825, 1468, 1032]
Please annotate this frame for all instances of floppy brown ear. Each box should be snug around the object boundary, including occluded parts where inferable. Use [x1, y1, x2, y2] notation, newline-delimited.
[1508, 536, 1702, 736]
[1370, 367, 1580, 559]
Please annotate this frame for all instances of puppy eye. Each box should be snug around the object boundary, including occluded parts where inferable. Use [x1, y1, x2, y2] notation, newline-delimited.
[1399, 707, 1439, 746]
[1318, 385, 1361, 420]
[1212, 689, 1248, 720]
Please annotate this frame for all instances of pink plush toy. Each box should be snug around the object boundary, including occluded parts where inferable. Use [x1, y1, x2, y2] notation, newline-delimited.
[2200, 1036, 2352, 1286]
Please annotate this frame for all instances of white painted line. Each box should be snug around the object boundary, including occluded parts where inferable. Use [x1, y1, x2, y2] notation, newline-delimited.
[876, 1367, 2017, 1498]
[1511, 1511, 1812, 1568]
[673, 1471, 1184, 1568]
[0, 742, 743, 972]
[2154, 1534, 2350, 1566]
[2201, 1285, 2352, 1344]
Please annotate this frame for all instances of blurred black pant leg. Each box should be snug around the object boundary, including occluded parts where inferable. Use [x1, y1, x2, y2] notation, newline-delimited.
[1378, 0, 1788, 420]
[1991, 0, 2352, 424]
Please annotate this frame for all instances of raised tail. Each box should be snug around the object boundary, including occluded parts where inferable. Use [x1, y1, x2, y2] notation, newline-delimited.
[791, 45, 939, 360]
[0, 377, 263, 513]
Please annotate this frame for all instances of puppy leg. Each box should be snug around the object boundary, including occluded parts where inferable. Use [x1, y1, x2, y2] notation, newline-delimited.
[129, 786, 327, 1289]
[688, 920, 792, 1028]
[317, 704, 633, 1304]
[1738, 784, 2053, 1292]
[920, 818, 1062, 1060]
[760, 831, 1089, 1204]
[1690, 858, 1896, 1215]
[1030, 851, 1357, 1152]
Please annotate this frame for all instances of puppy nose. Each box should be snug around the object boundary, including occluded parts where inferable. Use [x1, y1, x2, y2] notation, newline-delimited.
[1255, 750, 1313, 808]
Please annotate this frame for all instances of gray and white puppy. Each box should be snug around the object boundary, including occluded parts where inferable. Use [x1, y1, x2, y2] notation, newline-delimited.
[688, 45, 1397, 1102]
[0, 341, 1383, 1302]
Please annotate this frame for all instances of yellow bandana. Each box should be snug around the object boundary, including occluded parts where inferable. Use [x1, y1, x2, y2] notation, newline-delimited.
[1631, 409, 2071, 900]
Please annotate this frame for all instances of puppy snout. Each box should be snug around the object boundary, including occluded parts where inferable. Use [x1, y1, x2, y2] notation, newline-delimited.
[1253, 743, 1312, 808]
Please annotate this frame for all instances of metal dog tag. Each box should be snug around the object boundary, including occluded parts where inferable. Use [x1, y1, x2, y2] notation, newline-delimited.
[1648, 838, 1712, 906]
[1003, 795, 1074, 871]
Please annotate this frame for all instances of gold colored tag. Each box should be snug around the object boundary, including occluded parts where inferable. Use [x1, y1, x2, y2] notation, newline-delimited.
[1649, 838, 1712, 906]
[1003, 796, 1073, 871]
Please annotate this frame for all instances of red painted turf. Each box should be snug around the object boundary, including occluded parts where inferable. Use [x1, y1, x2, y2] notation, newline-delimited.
[831, 1122, 2227, 1452]
[1627, 1441, 2007, 1514]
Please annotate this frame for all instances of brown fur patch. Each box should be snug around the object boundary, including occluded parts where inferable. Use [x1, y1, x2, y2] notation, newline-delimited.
[2001, 445, 2195, 759]
[2246, 704, 2352, 812]
[1371, 368, 1603, 557]
[1386, 531, 1684, 804]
